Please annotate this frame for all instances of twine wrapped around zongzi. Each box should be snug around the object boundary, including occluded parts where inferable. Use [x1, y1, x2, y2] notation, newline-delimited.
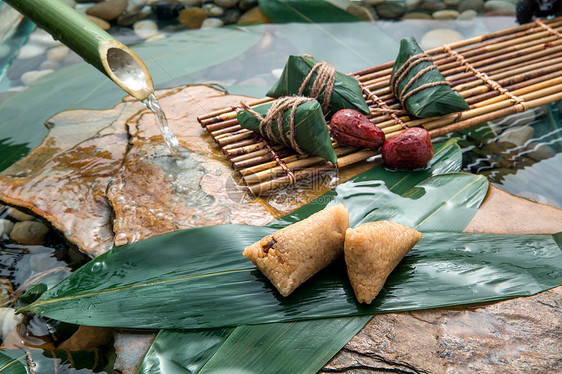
[237, 97, 337, 164]
[298, 58, 336, 112]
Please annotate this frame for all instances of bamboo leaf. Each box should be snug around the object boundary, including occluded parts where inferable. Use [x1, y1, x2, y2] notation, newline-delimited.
[21, 171, 495, 330]
[0, 352, 26, 374]
[259, 0, 361, 23]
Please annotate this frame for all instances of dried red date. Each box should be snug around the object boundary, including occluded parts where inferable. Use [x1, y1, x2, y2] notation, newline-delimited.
[330, 109, 385, 150]
[381, 127, 433, 169]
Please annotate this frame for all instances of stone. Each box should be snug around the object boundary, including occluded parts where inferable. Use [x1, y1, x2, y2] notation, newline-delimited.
[0, 44, 10, 59]
[458, 0, 484, 12]
[0, 219, 14, 237]
[483, 0, 516, 13]
[9, 221, 49, 245]
[363, 0, 385, 5]
[526, 142, 556, 161]
[16, 44, 45, 60]
[201, 18, 224, 29]
[127, 0, 148, 12]
[497, 125, 534, 147]
[7, 207, 35, 221]
[203, 3, 224, 16]
[0, 285, 10, 307]
[178, 0, 202, 5]
[145, 33, 167, 42]
[86, 0, 128, 21]
[0, 308, 23, 340]
[85, 15, 111, 30]
[215, 0, 240, 8]
[347, 4, 377, 21]
[237, 6, 271, 24]
[239, 0, 259, 11]
[420, 29, 463, 50]
[46, 45, 70, 62]
[116, 11, 150, 26]
[489, 109, 536, 133]
[432, 9, 459, 19]
[443, 0, 462, 6]
[178, 7, 208, 29]
[457, 9, 478, 19]
[402, 12, 433, 19]
[151, 0, 185, 20]
[420, 0, 447, 11]
[405, 0, 422, 10]
[221, 8, 242, 24]
[40, 60, 61, 71]
[375, 1, 407, 19]
[29, 29, 61, 47]
[133, 20, 160, 39]
[20, 69, 54, 86]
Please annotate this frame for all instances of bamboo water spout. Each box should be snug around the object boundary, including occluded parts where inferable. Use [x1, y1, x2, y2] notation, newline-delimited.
[5, 0, 154, 100]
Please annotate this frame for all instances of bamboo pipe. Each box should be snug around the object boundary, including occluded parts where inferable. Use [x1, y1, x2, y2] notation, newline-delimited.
[5, 0, 153, 100]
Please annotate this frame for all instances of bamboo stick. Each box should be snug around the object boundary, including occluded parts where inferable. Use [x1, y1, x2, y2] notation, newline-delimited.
[5, 0, 154, 100]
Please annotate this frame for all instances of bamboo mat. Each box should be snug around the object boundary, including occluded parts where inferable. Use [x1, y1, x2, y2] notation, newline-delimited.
[198, 17, 562, 195]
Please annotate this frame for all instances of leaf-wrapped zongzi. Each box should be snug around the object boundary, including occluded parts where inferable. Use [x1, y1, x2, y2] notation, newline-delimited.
[391, 37, 469, 118]
[267, 55, 370, 116]
[237, 97, 337, 164]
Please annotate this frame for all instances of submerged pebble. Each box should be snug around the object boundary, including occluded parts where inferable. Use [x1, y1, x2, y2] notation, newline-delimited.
[0, 219, 14, 237]
[20, 69, 54, 86]
[7, 207, 35, 221]
[9, 221, 50, 245]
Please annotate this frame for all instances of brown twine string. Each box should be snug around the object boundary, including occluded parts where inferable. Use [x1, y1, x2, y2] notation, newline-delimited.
[535, 18, 562, 38]
[240, 96, 315, 154]
[298, 59, 336, 112]
[357, 79, 408, 129]
[261, 137, 296, 185]
[390, 53, 451, 108]
[442, 45, 527, 111]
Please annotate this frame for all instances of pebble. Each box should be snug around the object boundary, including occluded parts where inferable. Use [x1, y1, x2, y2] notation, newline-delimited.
[420, 0, 447, 12]
[432, 9, 459, 19]
[0, 286, 10, 307]
[420, 29, 463, 50]
[458, 9, 478, 19]
[46, 45, 70, 62]
[237, 6, 271, 24]
[239, 0, 259, 11]
[489, 109, 536, 131]
[402, 12, 433, 19]
[215, 0, 240, 8]
[86, 0, 128, 21]
[363, 0, 385, 5]
[201, 18, 225, 29]
[525, 142, 556, 161]
[40, 60, 61, 71]
[29, 29, 60, 47]
[9, 221, 50, 245]
[444, 0, 462, 6]
[497, 125, 534, 147]
[7, 207, 35, 221]
[151, 0, 185, 20]
[16, 44, 46, 60]
[86, 15, 111, 30]
[133, 20, 160, 39]
[405, 0, 422, 10]
[0, 219, 14, 237]
[203, 4, 225, 17]
[179, 0, 202, 5]
[21, 69, 54, 86]
[0, 308, 23, 340]
[127, 0, 148, 13]
[458, 0, 484, 12]
[347, 4, 377, 21]
[117, 11, 150, 27]
[178, 7, 208, 29]
[375, 1, 407, 19]
[221, 8, 242, 24]
[146, 33, 167, 43]
[483, 0, 516, 13]
[0, 44, 10, 59]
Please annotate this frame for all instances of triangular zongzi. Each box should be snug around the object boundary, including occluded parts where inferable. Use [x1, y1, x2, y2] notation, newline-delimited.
[237, 97, 337, 164]
[267, 55, 370, 116]
[391, 37, 469, 118]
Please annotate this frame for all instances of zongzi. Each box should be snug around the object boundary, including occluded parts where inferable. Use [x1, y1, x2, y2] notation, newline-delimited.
[391, 37, 469, 118]
[267, 55, 370, 116]
[243, 203, 349, 297]
[237, 96, 337, 164]
[344, 221, 422, 304]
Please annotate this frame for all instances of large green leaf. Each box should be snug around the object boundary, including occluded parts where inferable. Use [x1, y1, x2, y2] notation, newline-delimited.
[0, 25, 264, 171]
[0, 348, 111, 374]
[0, 351, 26, 374]
[259, 0, 361, 23]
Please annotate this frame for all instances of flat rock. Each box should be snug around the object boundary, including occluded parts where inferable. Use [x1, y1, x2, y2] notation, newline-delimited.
[9, 221, 49, 245]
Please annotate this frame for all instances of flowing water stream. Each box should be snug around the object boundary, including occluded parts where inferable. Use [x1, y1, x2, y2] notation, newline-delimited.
[142, 93, 180, 157]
